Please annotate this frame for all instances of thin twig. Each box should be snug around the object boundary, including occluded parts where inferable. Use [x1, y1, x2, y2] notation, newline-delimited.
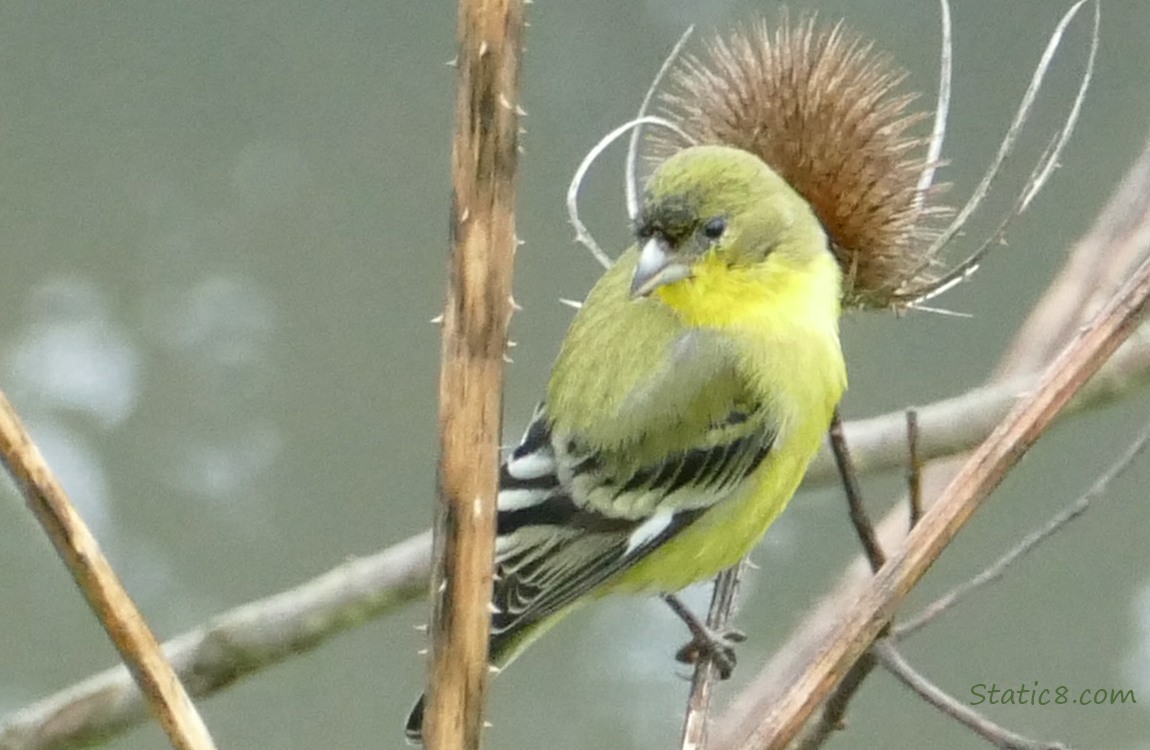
[680, 562, 746, 750]
[873, 640, 1068, 750]
[423, 0, 524, 746]
[906, 409, 923, 529]
[0, 392, 218, 750]
[896, 412, 1150, 639]
[829, 409, 885, 572]
[785, 408, 888, 748]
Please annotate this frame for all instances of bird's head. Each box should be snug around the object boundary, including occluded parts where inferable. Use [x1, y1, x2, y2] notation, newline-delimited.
[629, 145, 833, 307]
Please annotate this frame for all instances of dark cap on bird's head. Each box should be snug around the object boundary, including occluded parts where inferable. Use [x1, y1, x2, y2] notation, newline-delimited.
[627, 144, 825, 299]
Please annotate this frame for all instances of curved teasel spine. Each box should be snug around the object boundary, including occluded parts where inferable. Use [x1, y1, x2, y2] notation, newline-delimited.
[645, 4, 1098, 312]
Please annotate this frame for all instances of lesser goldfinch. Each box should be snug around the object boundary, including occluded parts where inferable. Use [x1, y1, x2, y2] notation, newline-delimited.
[407, 144, 846, 742]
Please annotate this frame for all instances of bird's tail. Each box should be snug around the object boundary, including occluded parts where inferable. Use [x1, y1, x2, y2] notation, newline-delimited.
[404, 597, 577, 741]
[403, 623, 533, 744]
[404, 694, 427, 744]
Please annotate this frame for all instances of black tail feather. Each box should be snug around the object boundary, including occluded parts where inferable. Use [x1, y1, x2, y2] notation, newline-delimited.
[404, 694, 426, 744]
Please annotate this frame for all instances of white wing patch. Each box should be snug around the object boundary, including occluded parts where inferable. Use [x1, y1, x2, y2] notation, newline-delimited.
[624, 508, 675, 555]
[498, 487, 549, 511]
[506, 452, 554, 480]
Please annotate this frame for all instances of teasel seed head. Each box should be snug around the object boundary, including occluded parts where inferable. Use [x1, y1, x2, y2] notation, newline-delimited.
[650, 14, 950, 310]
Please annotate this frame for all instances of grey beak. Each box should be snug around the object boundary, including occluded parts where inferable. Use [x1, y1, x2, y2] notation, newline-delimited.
[630, 236, 691, 298]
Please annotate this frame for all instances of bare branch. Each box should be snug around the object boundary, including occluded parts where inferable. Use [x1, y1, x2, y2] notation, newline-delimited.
[787, 653, 877, 750]
[0, 393, 217, 750]
[732, 248, 1150, 746]
[806, 323, 1150, 483]
[0, 534, 428, 750]
[1000, 135, 1150, 377]
[9, 314, 1150, 750]
[873, 640, 1067, 750]
[896, 412, 1150, 638]
[829, 409, 884, 571]
[9, 159, 1150, 747]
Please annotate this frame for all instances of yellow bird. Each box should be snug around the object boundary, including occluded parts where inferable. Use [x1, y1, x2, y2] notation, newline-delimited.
[407, 144, 846, 742]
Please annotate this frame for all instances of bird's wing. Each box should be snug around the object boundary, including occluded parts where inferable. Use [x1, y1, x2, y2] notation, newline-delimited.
[491, 402, 776, 642]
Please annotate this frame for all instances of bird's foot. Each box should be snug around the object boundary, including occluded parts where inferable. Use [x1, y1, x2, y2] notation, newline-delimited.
[673, 625, 746, 680]
[662, 593, 747, 680]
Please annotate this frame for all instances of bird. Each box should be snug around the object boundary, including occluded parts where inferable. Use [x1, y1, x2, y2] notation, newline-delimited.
[406, 143, 846, 743]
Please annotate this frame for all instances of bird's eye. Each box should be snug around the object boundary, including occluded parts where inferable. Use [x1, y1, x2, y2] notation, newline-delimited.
[702, 217, 726, 240]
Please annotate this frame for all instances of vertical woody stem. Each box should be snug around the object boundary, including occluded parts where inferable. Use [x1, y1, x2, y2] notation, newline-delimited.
[424, 1, 524, 748]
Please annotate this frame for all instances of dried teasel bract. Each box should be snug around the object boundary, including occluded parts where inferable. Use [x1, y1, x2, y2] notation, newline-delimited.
[642, 5, 1100, 311]
[649, 14, 949, 310]
[571, 4, 1095, 312]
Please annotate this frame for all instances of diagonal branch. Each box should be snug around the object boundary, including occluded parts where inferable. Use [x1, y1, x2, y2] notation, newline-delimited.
[0, 533, 429, 750]
[0, 393, 217, 750]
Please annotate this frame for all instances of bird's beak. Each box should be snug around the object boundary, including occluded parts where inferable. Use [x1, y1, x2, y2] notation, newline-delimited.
[630, 236, 691, 298]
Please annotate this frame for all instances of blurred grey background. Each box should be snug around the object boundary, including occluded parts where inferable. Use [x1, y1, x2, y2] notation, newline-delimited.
[1, 1, 1148, 749]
